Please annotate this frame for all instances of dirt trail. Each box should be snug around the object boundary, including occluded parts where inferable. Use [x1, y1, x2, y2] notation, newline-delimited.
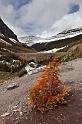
[0, 72, 42, 115]
[0, 58, 82, 124]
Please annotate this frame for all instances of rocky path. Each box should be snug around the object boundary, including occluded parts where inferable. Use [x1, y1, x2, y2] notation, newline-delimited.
[0, 58, 82, 124]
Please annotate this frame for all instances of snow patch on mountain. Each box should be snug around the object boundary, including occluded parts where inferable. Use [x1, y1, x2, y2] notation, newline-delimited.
[9, 38, 18, 43]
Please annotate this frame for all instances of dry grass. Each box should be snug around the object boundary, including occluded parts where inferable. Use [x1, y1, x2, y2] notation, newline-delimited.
[0, 71, 17, 84]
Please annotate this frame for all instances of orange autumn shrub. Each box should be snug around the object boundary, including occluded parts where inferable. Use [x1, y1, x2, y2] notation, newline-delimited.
[28, 59, 71, 113]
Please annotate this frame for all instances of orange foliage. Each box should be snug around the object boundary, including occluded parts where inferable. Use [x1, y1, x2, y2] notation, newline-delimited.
[28, 59, 71, 113]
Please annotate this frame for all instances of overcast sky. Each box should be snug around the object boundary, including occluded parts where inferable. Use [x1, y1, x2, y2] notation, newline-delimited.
[0, 0, 82, 37]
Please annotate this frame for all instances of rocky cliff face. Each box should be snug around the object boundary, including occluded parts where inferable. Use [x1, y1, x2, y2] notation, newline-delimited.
[0, 18, 18, 41]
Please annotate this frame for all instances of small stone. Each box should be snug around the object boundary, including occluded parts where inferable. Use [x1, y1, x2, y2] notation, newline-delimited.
[7, 83, 19, 90]
[1, 112, 10, 117]
[12, 106, 17, 109]
[20, 111, 23, 116]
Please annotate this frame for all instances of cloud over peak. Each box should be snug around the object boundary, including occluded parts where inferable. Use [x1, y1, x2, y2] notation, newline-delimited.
[0, 0, 82, 37]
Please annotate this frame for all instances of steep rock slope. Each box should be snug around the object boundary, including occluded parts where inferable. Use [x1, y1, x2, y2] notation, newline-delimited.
[0, 18, 18, 41]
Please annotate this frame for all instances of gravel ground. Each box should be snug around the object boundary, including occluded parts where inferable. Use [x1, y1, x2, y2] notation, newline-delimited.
[0, 58, 82, 124]
[0, 72, 42, 115]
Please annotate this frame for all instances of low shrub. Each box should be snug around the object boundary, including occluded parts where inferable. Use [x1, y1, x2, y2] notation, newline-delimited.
[28, 59, 71, 113]
[0, 62, 11, 72]
[0, 53, 27, 73]
[59, 46, 82, 62]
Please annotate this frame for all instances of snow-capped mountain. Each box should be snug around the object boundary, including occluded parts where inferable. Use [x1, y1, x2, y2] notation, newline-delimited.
[19, 36, 42, 46]
[19, 27, 82, 51]
[48, 28, 82, 41]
